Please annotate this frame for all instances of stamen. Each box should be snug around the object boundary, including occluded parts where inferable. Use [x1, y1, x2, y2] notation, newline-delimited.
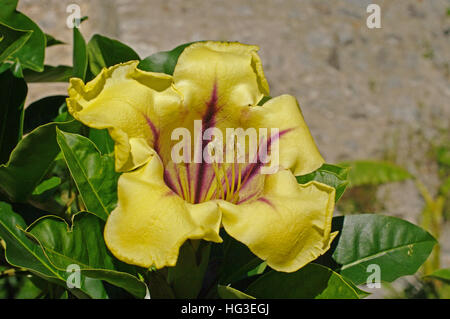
[231, 163, 242, 204]
[184, 164, 192, 203]
[230, 160, 236, 201]
[222, 163, 231, 201]
[212, 161, 225, 200]
[203, 179, 217, 202]
[179, 165, 191, 203]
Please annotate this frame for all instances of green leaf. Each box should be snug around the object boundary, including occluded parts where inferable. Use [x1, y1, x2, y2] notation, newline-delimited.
[439, 176, 450, 196]
[45, 34, 64, 47]
[424, 268, 450, 284]
[327, 214, 437, 285]
[0, 201, 104, 298]
[13, 274, 44, 299]
[0, 68, 27, 164]
[10, 58, 23, 77]
[0, 0, 46, 71]
[257, 96, 272, 106]
[246, 263, 359, 299]
[87, 34, 140, 76]
[218, 285, 254, 299]
[72, 28, 87, 80]
[167, 241, 211, 298]
[32, 176, 61, 196]
[437, 145, 450, 167]
[56, 129, 119, 221]
[26, 212, 147, 298]
[341, 275, 371, 298]
[247, 262, 267, 277]
[296, 163, 349, 202]
[23, 95, 67, 133]
[147, 270, 175, 298]
[219, 232, 263, 285]
[0, 0, 19, 15]
[0, 62, 11, 74]
[88, 128, 114, 155]
[0, 21, 33, 64]
[138, 42, 194, 75]
[23, 65, 73, 83]
[340, 160, 412, 187]
[0, 202, 146, 298]
[0, 120, 81, 202]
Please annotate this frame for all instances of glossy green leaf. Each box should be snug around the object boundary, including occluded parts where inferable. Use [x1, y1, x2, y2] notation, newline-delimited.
[26, 212, 147, 298]
[10, 58, 23, 77]
[88, 128, 114, 155]
[341, 275, 370, 298]
[0, 0, 46, 71]
[52, 103, 74, 123]
[424, 268, 450, 284]
[328, 214, 437, 285]
[296, 163, 349, 202]
[138, 42, 194, 75]
[23, 65, 73, 83]
[23, 95, 67, 133]
[45, 34, 64, 47]
[0, 120, 81, 202]
[246, 263, 359, 299]
[219, 232, 263, 285]
[167, 241, 211, 298]
[340, 160, 412, 187]
[32, 176, 61, 196]
[218, 285, 254, 299]
[0, 202, 105, 298]
[56, 130, 119, 221]
[0, 21, 32, 64]
[72, 27, 87, 80]
[0, 68, 27, 164]
[0, 202, 146, 298]
[87, 34, 139, 75]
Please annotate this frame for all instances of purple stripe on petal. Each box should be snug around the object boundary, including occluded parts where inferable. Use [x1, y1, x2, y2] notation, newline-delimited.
[164, 168, 179, 196]
[202, 83, 219, 129]
[240, 127, 293, 188]
[257, 197, 275, 209]
[194, 82, 219, 203]
[143, 114, 160, 153]
[237, 189, 260, 204]
[186, 162, 192, 198]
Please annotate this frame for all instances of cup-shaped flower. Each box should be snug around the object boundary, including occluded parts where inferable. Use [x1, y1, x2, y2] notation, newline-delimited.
[67, 41, 337, 272]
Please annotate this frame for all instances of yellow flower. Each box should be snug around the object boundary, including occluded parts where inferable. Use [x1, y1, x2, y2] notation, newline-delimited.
[67, 41, 336, 272]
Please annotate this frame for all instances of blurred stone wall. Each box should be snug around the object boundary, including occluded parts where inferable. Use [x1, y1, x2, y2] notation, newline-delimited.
[18, 0, 450, 267]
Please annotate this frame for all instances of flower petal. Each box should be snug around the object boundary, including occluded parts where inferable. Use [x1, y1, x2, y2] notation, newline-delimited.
[67, 61, 182, 172]
[104, 155, 222, 269]
[219, 169, 336, 272]
[173, 41, 269, 115]
[243, 94, 324, 176]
